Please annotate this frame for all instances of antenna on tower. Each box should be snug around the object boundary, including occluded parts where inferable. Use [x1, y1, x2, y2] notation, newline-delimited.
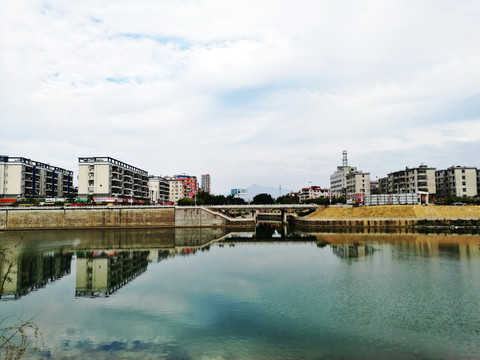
[342, 150, 348, 167]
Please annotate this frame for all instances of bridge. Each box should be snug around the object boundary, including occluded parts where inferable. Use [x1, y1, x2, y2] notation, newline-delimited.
[205, 204, 319, 224]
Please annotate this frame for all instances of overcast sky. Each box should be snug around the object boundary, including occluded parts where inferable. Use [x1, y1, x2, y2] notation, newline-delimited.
[1, 0, 479, 194]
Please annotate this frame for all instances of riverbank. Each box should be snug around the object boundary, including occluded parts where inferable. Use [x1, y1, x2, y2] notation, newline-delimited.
[292, 205, 480, 229]
[0, 206, 254, 230]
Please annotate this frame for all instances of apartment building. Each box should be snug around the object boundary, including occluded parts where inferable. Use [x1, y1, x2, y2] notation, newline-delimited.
[148, 176, 170, 204]
[0, 155, 73, 198]
[165, 177, 184, 204]
[78, 157, 149, 202]
[201, 174, 211, 193]
[345, 170, 371, 200]
[381, 165, 436, 194]
[330, 151, 357, 196]
[298, 186, 329, 202]
[435, 166, 478, 197]
[175, 174, 198, 199]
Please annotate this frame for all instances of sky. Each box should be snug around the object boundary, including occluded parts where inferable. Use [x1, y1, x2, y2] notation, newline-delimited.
[1, 0, 479, 195]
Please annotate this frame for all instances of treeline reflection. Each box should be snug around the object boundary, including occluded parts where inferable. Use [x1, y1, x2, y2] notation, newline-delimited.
[1, 226, 480, 299]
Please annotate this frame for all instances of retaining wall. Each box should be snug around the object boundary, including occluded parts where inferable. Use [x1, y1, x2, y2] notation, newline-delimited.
[0, 207, 254, 230]
[291, 217, 480, 229]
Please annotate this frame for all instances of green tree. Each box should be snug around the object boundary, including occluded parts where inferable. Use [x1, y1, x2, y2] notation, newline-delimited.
[252, 193, 275, 205]
[226, 194, 246, 205]
[67, 186, 78, 204]
[276, 194, 299, 204]
[177, 198, 196, 206]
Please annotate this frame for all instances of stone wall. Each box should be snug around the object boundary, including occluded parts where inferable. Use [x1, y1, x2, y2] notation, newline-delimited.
[0, 207, 254, 230]
[175, 207, 227, 227]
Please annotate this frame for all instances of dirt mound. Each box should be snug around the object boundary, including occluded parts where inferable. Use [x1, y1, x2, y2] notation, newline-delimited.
[306, 205, 480, 219]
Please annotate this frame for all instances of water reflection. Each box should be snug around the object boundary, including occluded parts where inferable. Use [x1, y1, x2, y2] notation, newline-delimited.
[1, 227, 480, 359]
[331, 244, 377, 259]
[2, 227, 480, 300]
[75, 250, 149, 297]
[306, 231, 480, 259]
[0, 246, 72, 299]
[0, 228, 248, 299]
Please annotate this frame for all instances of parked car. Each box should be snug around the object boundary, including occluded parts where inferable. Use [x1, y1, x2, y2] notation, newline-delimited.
[452, 202, 466, 206]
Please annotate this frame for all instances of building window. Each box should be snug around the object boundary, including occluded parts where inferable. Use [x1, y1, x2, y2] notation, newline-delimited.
[463, 188, 467, 192]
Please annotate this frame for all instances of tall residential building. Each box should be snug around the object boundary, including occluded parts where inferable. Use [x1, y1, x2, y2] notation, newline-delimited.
[165, 177, 185, 204]
[435, 166, 478, 197]
[175, 174, 198, 199]
[78, 157, 149, 202]
[0, 155, 73, 198]
[330, 150, 357, 196]
[201, 174, 211, 193]
[382, 165, 436, 194]
[345, 170, 371, 200]
[148, 176, 170, 204]
[378, 177, 389, 193]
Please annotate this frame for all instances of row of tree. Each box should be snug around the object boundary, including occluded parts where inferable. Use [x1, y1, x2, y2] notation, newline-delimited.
[177, 191, 347, 206]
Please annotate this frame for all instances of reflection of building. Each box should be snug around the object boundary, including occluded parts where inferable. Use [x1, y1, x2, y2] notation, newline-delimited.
[147, 250, 171, 262]
[75, 250, 149, 297]
[0, 155, 73, 198]
[332, 244, 376, 259]
[0, 249, 72, 299]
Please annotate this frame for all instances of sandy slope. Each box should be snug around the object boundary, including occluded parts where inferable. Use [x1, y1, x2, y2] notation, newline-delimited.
[306, 205, 480, 219]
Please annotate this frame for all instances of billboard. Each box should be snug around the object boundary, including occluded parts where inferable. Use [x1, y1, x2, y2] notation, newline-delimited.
[231, 188, 247, 196]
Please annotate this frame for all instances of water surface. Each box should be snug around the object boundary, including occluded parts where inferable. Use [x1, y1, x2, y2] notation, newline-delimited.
[1, 227, 479, 359]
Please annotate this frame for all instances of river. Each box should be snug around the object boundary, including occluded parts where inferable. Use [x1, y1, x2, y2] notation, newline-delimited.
[1, 225, 479, 359]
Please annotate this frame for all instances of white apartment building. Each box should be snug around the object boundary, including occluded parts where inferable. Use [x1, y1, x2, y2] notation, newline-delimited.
[78, 157, 149, 202]
[165, 177, 184, 204]
[435, 166, 478, 197]
[330, 165, 357, 195]
[0, 155, 73, 198]
[330, 151, 357, 196]
[381, 165, 436, 194]
[148, 176, 170, 204]
[345, 170, 371, 200]
[298, 186, 330, 201]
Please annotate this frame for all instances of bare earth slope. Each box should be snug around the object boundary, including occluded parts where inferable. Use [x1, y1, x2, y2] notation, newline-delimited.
[306, 205, 480, 219]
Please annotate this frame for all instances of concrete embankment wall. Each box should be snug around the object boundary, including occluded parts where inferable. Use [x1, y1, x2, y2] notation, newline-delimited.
[291, 217, 417, 229]
[291, 217, 480, 229]
[0, 207, 254, 230]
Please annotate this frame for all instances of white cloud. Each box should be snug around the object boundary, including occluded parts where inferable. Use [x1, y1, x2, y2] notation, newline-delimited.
[1, 0, 479, 193]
